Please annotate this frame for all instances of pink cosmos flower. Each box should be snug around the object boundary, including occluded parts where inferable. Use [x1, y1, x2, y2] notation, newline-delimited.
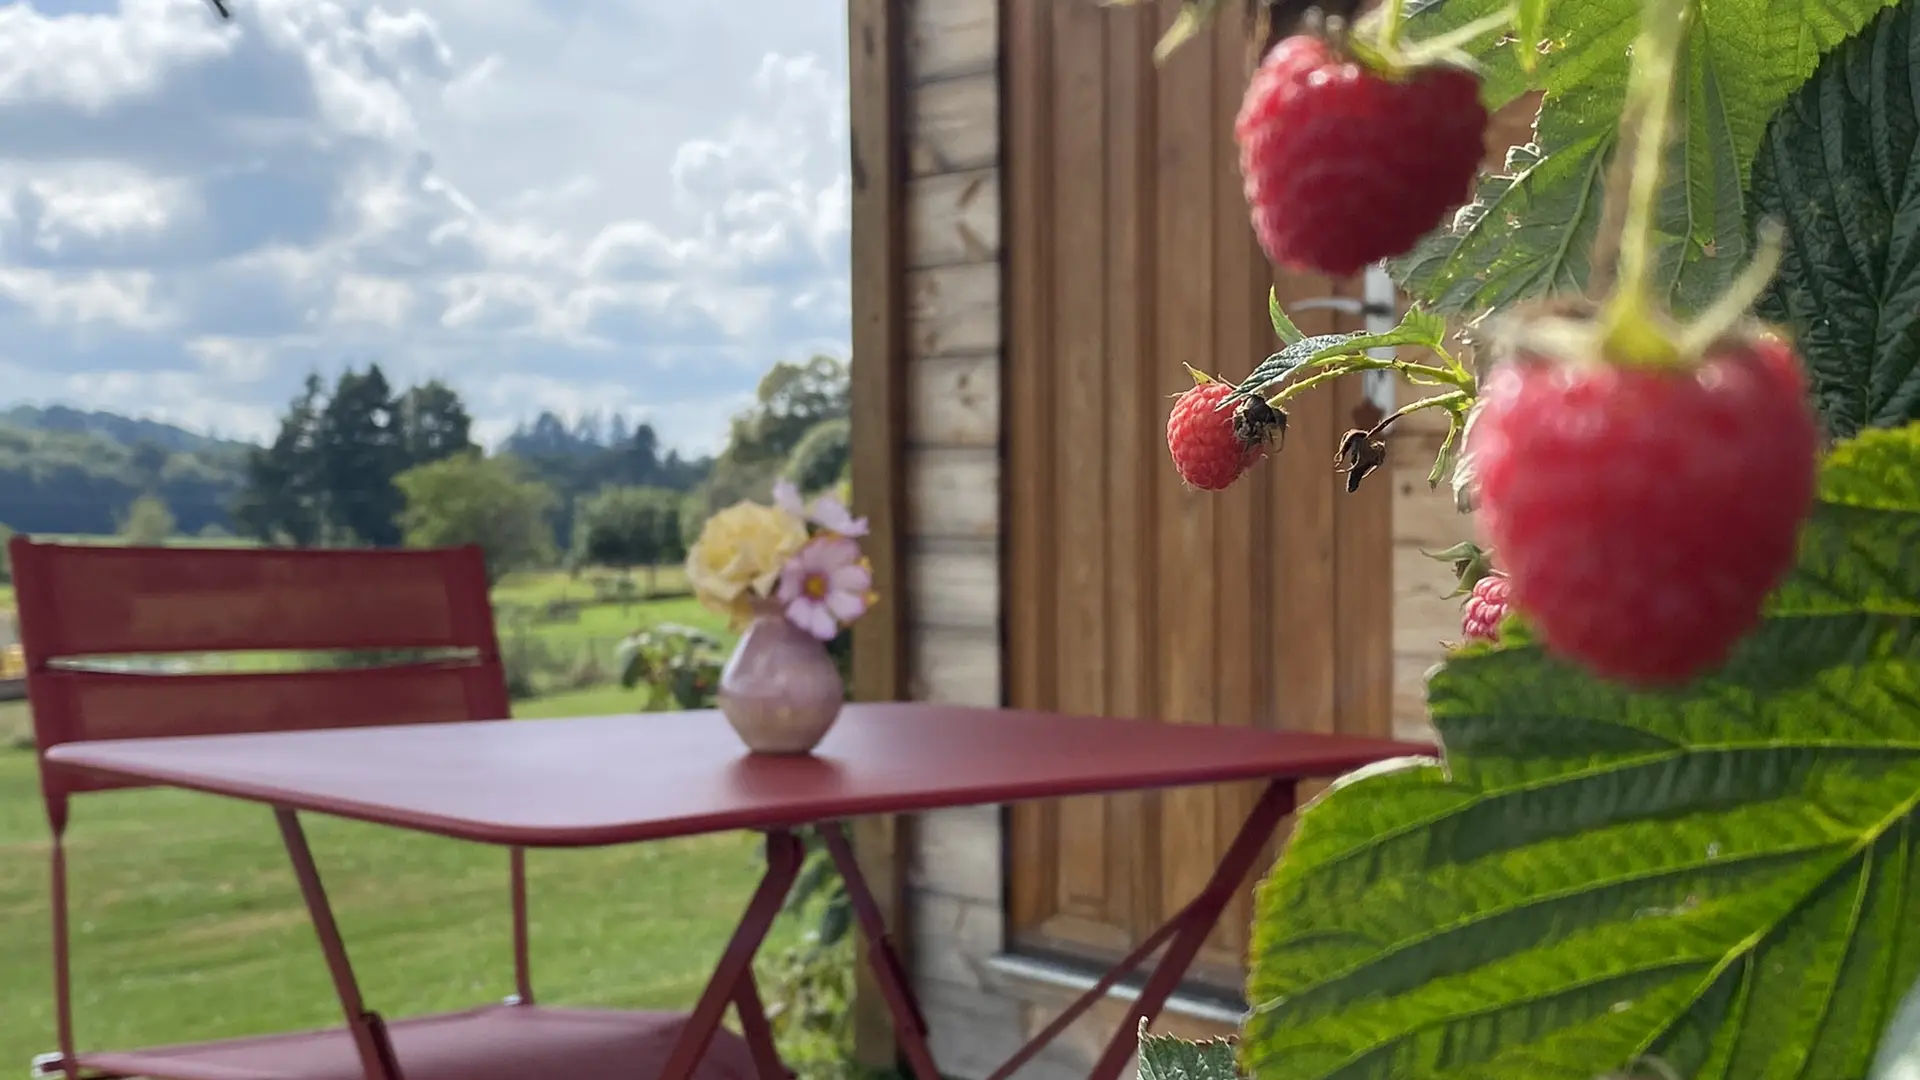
[772, 479, 869, 538]
[777, 535, 873, 640]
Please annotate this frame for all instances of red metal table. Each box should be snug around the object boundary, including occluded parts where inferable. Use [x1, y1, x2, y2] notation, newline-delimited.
[44, 703, 1422, 1080]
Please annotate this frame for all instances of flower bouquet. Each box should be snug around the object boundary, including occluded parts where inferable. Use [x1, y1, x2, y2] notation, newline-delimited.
[684, 480, 876, 754]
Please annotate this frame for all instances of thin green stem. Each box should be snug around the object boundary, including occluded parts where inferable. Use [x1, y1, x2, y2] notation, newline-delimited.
[1431, 343, 1469, 379]
[1377, 390, 1470, 435]
[1599, 0, 1692, 367]
[1379, 0, 1408, 53]
[1263, 366, 1351, 406]
[1262, 355, 1476, 410]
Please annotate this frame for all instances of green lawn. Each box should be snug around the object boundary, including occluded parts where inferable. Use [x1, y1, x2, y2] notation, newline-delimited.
[0, 684, 804, 1070]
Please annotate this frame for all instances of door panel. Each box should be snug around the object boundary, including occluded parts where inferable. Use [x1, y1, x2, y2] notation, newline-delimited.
[1003, 0, 1393, 996]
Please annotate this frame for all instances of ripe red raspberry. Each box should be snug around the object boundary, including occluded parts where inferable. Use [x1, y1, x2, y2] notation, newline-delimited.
[1167, 378, 1286, 491]
[1460, 573, 1510, 642]
[1467, 331, 1820, 686]
[1235, 34, 1489, 279]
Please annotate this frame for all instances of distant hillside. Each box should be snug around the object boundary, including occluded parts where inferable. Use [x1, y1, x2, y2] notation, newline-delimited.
[0, 408, 250, 536]
[1, 404, 259, 456]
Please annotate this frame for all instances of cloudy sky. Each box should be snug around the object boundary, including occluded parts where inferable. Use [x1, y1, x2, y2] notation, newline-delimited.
[0, 0, 851, 454]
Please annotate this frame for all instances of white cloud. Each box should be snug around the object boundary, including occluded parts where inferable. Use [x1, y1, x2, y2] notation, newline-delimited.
[187, 335, 274, 381]
[329, 272, 411, 326]
[0, 266, 169, 328]
[63, 367, 279, 440]
[0, 0, 852, 454]
[0, 0, 234, 112]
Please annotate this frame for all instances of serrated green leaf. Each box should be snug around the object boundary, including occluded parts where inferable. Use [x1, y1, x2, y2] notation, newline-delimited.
[1392, 0, 1898, 318]
[1232, 334, 1371, 402]
[1140, 1030, 1243, 1080]
[1231, 310, 1451, 402]
[1270, 287, 1306, 346]
[1749, 2, 1920, 441]
[1243, 422, 1920, 1080]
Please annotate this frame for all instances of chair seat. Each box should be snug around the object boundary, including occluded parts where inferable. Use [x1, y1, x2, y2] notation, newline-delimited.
[56, 1004, 767, 1080]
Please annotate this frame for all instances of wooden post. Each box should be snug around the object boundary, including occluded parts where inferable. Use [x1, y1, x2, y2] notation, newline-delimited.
[847, 0, 911, 1070]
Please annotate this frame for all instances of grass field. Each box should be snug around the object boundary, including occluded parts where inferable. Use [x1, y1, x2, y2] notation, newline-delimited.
[493, 566, 729, 651]
[0, 567, 825, 1071]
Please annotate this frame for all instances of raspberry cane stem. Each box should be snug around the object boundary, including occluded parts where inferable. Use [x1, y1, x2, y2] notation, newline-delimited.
[1261, 354, 1473, 412]
[1597, 0, 1692, 369]
[1375, 0, 1406, 51]
[1369, 390, 1469, 438]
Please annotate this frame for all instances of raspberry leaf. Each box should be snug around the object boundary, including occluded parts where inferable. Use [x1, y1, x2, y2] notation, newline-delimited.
[1269, 287, 1306, 346]
[1392, 0, 1897, 318]
[1242, 422, 1920, 1079]
[1750, 2, 1920, 440]
[1232, 309, 1451, 402]
[1138, 1029, 1242, 1080]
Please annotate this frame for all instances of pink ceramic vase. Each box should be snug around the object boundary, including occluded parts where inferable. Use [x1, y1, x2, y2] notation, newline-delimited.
[717, 604, 846, 755]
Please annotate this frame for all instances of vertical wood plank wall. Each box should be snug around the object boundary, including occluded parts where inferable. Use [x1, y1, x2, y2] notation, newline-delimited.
[1002, 0, 1394, 984]
[869, 2, 1544, 1075]
[846, 0, 910, 1067]
[935, 5, 1398, 1074]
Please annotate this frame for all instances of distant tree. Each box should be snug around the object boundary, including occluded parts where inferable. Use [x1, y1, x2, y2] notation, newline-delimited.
[500, 412, 711, 545]
[502, 412, 582, 459]
[394, 452, 557, 584]
[784, 418, 851, 494]
[0, 521, 12, 583]
[0, 415, 248, 537]
[681, 458, 784, 545]
[723, 354, 850, 467]
[575, 486, 680, 590]
[396, 380, 476, 466]
[120, 494, 176, 545]
[129, 440, 170, 493]
[657, 503, 686, 573]
[234, 375, 328, 546]
[678, 353, 850, 542]
[197, 522, 233, 541]
[318, 364, 406, 546]
[234, 367, 477, 547]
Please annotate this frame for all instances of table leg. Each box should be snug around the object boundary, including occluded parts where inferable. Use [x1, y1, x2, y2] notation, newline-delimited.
[657, 829, 806, 1080]
[276, 808, 406, 1080]
[817, 823, 941, 1080]
[980, 780, 1298, 1080]
[732, 970, 790, 1080]
[1083, 780, 1296, 1080]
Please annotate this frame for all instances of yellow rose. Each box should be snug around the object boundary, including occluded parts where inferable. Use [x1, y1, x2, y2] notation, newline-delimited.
[685, 500, 809, 623]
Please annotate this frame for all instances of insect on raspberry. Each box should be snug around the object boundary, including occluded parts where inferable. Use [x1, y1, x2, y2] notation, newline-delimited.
[1166, 367, 1288, 492]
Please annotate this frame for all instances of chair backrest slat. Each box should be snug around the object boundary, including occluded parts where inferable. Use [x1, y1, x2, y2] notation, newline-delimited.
[38, 665, 504, 797]
[10, 542, 496, 656]
[9, 538, 512, 810]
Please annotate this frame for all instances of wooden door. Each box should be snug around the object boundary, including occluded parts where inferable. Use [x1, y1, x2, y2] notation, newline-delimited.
[1003, 0, 1395, 997]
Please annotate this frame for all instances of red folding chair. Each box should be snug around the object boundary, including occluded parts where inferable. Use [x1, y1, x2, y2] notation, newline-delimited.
[12, 538, 761, 1080]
